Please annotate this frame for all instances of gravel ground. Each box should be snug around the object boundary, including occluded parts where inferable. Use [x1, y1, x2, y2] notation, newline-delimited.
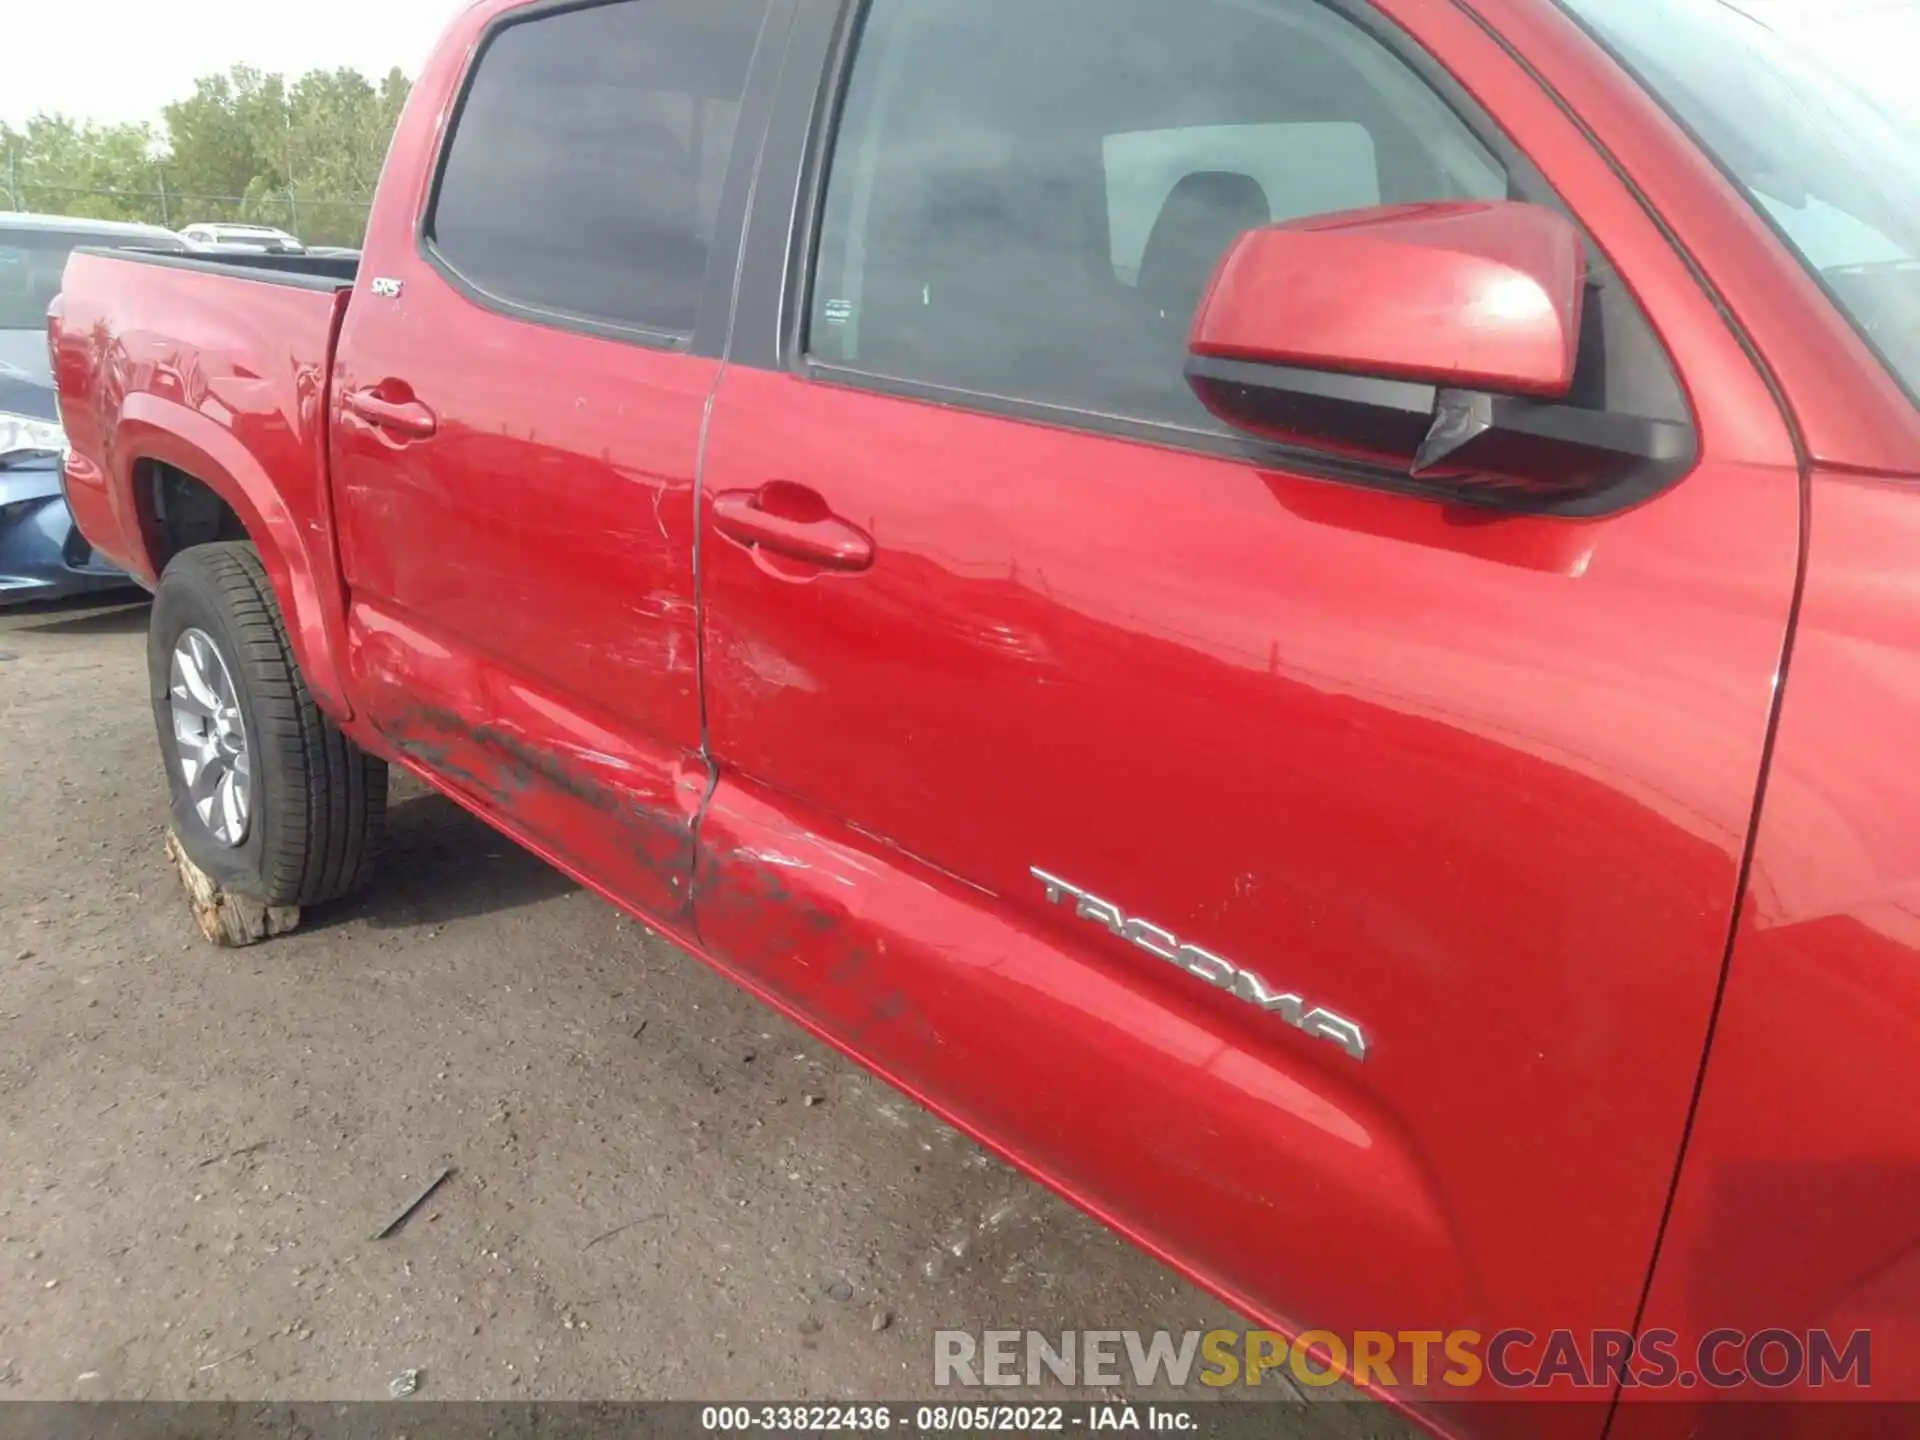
[0, 594, 1402, 1434]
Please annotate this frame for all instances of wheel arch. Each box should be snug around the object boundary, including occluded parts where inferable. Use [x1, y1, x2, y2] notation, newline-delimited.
[113, 396, 353, 720]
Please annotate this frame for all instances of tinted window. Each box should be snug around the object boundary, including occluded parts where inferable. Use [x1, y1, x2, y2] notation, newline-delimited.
[808, 0, 1508, 430]
[430, 0, 771, 338]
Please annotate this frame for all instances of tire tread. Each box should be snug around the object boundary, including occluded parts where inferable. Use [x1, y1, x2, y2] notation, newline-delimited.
[162, 543, 385, 906]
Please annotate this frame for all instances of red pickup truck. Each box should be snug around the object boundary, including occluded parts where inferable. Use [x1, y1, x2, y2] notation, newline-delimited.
[49, 0, 1920, 1428]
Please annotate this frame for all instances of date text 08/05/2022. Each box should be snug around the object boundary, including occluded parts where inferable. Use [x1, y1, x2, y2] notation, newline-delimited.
[701, 1404, 1197, 1433]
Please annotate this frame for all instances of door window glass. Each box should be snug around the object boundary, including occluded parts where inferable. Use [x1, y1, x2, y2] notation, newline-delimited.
[429, 0, 771, 338]
[1104, 123, 1383, 287]
[808, 0, 1508, 429]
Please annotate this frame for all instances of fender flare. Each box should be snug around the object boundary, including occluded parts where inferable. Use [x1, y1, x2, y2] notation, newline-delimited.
[114, 395, 352, 719]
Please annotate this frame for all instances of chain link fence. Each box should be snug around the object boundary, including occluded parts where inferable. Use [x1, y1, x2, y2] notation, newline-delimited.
[2, 182, 374, 249]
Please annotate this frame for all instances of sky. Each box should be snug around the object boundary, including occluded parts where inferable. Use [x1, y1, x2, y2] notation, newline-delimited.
[1737, 0, 1920, 119]
[3, 0, 1916, 130]
[4, 0, 463, 128]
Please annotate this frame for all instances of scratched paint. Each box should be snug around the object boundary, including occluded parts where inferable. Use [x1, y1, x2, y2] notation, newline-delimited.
[384, 703, 700, 922]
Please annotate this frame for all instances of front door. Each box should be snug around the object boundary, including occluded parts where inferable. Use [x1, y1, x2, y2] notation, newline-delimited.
[690, 0, 1804, 1406]
[330, 0, 780, 919]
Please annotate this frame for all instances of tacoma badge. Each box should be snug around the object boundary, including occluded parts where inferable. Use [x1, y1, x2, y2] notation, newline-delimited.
[1032, 868, 1368, 1061]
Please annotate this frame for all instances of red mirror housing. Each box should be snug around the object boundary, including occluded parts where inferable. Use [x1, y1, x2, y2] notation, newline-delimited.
[1178, 199, 1696, 513]
[1191, 200, 1587, 399]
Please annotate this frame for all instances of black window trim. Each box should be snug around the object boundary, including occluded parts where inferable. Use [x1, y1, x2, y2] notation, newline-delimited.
[742, 0, 1701, 518]
[415, 0, 792, 358]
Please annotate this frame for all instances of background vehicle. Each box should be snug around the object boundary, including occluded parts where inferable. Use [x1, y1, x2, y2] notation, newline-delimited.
[1, 212, 183, 604]
[177, 222, 305, 254]
[47, 0, 1920, 1431]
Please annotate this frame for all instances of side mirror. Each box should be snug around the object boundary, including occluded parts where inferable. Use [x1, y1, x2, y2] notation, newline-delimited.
[1186, 201, 1689, 507]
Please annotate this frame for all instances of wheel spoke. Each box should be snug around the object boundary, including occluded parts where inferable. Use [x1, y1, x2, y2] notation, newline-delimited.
[208, 656, 237, 711]
[167, 627, 252, 849]
[170, 679, 216, 721]
[178, 637, 222, 713]
[188, 751, 227, 804]
[218, 771, 246, 840]
[176, 733, 210, 780]
[174, 709, 209, 750]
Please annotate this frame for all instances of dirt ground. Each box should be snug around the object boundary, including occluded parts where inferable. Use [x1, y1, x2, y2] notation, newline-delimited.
[0, 594, 1401, 1432]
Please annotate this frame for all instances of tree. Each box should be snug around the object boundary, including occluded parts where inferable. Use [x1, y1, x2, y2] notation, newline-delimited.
[3, 63, 411, 245]
[2, 116, 159, 222]
[161, 66, 292, 205]
[282, 67, 412, 244]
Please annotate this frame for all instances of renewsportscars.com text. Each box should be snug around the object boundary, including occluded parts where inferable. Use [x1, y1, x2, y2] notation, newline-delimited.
[933, 1327, 1872, 1391]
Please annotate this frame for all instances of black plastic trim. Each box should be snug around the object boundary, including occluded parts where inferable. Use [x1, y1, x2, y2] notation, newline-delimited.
[71, 246, 352, 293]
[413, 0, 792, 360]
[729, 0, 854, 370]
[1188, 356, 1439, 422]
[699, 0, 803, 360]
[1185, 354, 1699, 514]
[178, 250, 359, 282]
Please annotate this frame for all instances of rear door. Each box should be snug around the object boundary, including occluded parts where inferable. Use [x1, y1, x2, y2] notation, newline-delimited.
[330, 0, 786, 921]
[689, 0, 1804, 1404]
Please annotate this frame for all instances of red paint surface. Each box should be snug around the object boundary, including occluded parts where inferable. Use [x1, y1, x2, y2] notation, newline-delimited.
[49, 0, 1920, 1431]
[1617, 467, 1920, 1420]
[51, 256, 356, 715]
[1193, 201, 1587, 396]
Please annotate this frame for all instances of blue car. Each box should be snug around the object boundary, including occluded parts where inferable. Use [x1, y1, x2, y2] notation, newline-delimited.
[1, 212, 186, 604]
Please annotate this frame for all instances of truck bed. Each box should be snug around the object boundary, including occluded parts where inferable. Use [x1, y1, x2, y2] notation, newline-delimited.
[74, 245, 359, 290]
[52, 245, 359, 714]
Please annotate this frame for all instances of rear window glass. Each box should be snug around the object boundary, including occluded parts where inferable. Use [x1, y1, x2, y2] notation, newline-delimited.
[427, 0, 772, 339]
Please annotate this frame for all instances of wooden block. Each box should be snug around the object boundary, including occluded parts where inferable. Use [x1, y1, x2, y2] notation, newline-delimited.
[165, 829, 301, 947]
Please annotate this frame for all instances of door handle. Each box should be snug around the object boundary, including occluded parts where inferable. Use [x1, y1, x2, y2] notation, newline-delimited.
[711, 484, 874, 572]
[344, 387, 437, 439]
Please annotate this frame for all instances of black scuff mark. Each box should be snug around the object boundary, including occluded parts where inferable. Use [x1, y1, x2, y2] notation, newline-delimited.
[383, 704, 697, 921]
[691, 840, 941, 1057]
[385, 705, 939, 1055]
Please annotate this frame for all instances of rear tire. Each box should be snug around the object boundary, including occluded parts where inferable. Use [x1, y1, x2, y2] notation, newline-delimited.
[149, 542, 386, 907]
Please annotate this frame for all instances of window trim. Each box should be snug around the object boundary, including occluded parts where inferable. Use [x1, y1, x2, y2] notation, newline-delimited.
[763, 0, 1700, 518]
[415, 0, 783, 355]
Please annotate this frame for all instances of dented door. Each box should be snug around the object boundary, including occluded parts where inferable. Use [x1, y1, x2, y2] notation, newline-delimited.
[687, 0, 1803, 1410]
[328, 0, 786, 921]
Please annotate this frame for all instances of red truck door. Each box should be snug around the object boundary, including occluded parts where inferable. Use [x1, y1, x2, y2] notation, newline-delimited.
[689, 0, 1804, 1406]
[328, 0, 785, 921]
